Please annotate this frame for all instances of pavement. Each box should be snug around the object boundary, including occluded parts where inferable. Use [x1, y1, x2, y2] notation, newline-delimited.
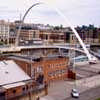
[75, 61, 100, 79]
[41, 62, 100, 100]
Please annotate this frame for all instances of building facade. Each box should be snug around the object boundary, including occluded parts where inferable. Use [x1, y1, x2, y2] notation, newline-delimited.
[39, 30, 66, 45]
[9, 22, 16, 45]
[8, 56, 69, 83]
[70, 26, 99, 44]
[0, 60, 47, 100]
[19, 30, 40, 41]
[0, 20, 9, 45]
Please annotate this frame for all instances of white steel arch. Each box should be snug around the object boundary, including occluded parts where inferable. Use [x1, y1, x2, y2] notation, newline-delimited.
[15, 2, 97, 62]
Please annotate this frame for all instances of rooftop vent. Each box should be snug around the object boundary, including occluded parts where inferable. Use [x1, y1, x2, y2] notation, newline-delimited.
[5, 71, 9, 74]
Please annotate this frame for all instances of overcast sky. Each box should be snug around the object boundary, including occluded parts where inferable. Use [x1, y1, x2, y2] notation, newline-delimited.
[0, 0, 100, 27]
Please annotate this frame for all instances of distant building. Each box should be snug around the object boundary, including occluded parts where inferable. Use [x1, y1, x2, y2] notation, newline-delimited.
[18, 29, 40, 41]
[0, 20, 9, 45]
[17, 29, 66, 45]
[9, 22, 16, 45]
[0, 20, 73, 46]
[39, 29, 66, 45]
[71, 26, 99, 44]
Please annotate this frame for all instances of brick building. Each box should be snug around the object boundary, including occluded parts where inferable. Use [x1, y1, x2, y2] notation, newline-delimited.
[39, 30, 66, 45]
[0, 60, 47, 100]
[8, 55, 69, 83]
[19, 29, 40, 41]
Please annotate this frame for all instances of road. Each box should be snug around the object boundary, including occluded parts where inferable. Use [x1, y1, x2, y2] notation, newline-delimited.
[42, 62, 100, 100]
[65, 86, 100, 100]
[75, 66, 97, 79]
[74, 62, 100, 79]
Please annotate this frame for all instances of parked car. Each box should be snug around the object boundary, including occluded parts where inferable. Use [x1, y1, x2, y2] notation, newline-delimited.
[89, 55, 97, 64]
[71, 89, 79, 98]
[89, 59, 97, 64]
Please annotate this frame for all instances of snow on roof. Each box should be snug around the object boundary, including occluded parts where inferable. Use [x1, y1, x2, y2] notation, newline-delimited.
[0, 60, 31, 89]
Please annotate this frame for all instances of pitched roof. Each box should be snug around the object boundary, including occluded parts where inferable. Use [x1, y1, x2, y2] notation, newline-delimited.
[0, 60, 31, 89]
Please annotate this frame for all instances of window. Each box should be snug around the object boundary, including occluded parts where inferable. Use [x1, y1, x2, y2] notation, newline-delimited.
[48, 64, 52, 68]
[62, 69, 66, 73]
[13, 90, 16, 94]
[37, 66, 43, 72]
[22, 87, 25, 91]
[33, 32, 36, 38]
[55, 70, 58, 75]
[46, 34, 48, 40]
[48, 72, 55, 77]
[26, 85, 28, 90]
[48, 65, 51, 68]
[48, 72, 52, 77]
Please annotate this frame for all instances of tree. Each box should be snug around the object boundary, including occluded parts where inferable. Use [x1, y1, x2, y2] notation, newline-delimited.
[88, 24, 95, 29]
[54, 26, 60, 30]
[60, 24, 63, 29]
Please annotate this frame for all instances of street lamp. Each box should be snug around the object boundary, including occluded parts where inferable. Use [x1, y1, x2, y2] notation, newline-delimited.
[15, 3, 41, 47]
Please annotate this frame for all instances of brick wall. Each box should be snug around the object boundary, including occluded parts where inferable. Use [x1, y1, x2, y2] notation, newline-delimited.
[9, 57, 69, 83]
